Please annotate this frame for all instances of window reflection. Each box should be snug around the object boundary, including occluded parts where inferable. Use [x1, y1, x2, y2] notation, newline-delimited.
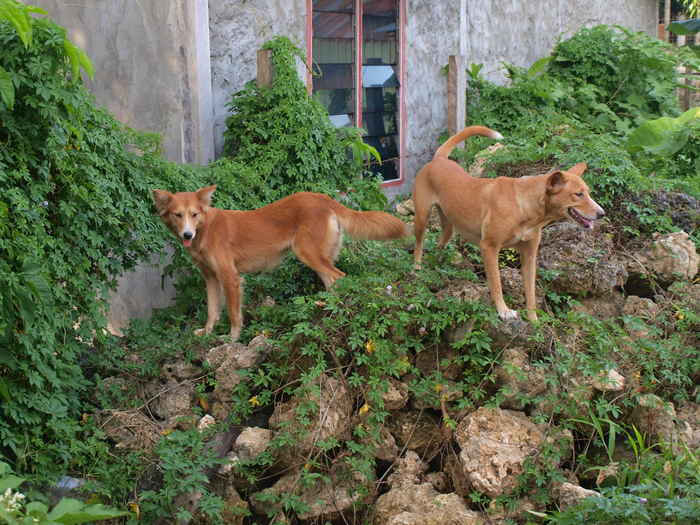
[313, 0, 353, 13]
[362, 111, 397, 136]
[313, 12, 353, 39]
[362, 0, 397, 17]
[315, 88, 354, 114]
[361, 64, 399, 88]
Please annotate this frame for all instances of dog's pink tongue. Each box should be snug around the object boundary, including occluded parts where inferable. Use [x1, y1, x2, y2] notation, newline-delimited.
[587, 219, 595, 230]
[183, 238, 192, 247]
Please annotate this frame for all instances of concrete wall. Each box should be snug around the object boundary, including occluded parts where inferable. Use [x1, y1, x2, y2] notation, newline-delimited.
[209, 0, 308, 156]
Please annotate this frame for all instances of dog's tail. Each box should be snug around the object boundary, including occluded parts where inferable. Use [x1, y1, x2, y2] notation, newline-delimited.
[433, 125, 503, 160]
[330, 201, 410, 241]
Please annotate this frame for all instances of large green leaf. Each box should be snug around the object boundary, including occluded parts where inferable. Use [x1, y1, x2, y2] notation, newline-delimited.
[63, 39, 80, 84]
[0, 66, 13, 110]
[47, 498, 132, 524]
[75, 47, 94, 82]
[0, 278, 14, 342]
[11, 282, 35, 329]
[526, 55, 552, 79]
[22, 263, 54, 319]
[667, 18, 700, 36]
[0, 473, 25, 492]
[625, 107, 700, 155]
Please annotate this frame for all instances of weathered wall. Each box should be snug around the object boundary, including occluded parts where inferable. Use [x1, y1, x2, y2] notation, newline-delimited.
[209, 0, 308, 156]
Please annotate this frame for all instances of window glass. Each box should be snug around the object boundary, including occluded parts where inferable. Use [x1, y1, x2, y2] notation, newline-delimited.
[361, 65, 399, 88]
[312, 12, 353, 39]
[362, 87, 396, 112]
[313, 0, 353, 13]
[362, 111, 397, 136]
[313, 38, 353, 64]
[315, 88, 354, 114]
[362, 0, 397, 17]
[329, 114, 354, 127]
[313, 64, 354, 90]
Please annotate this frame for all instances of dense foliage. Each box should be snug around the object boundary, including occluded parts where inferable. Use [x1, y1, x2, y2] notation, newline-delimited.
[0, 11, 382, 484]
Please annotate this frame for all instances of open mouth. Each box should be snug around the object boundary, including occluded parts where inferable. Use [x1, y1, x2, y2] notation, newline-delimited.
[568, 207, 594, 229]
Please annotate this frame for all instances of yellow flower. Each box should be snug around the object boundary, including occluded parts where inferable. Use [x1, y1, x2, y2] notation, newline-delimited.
[249, 396, 260, 407]
[435, 384, 443, 392]
[359, 403, 370, 414]
[162, 429, 171, 435]
[305, 463, 311, 470]
[80, 413, 87, 425]
[128, 502, 140, 518]
[262, 330, 272, 338]
[366, 340, 376, 354]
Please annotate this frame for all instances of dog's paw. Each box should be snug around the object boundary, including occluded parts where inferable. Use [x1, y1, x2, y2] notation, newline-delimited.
[499, 309, 521, 321]
[193, 328, 206, 337]
[229, 327, 241, 343]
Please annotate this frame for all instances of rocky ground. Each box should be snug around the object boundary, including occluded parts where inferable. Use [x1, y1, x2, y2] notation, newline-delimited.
[89, 191, 700, 524]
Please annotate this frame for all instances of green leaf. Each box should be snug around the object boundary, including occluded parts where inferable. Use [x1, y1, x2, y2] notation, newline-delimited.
[0, 348, 18, 369]
[0, 473, 25, 492]
[667, 18, 700, 36]
[75, 47, 94, 82]
[11, 282, 35, 329]
[22, 263, 54, 319]
[0, 278, 14, 342]
[526, 55, 552, 79]
[625, 107, 700, 155]
[63, 39, 80, 83]
[0, 65, 14, 110]
[0, 377, 10, 406]
[47, 498, 132, 524]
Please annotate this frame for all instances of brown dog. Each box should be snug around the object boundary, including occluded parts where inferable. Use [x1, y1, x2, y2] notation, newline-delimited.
[152, 187, 409, 340]
[412, 126, 605, 321]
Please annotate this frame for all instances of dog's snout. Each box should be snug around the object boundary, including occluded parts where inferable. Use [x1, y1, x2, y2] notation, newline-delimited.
[597, 210, 605, 219]
[183, 231, 193, 240]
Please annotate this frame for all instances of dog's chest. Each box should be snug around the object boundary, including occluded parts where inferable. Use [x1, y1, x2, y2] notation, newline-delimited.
[506, 225, 540, 246]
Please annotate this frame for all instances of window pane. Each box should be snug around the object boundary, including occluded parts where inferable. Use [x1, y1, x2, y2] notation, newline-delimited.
[313, 0, 353, 13]
[364, 134, 398, 159]
[329, 114, 354, 128]
[313, 38, 353, 64]
[361, 65, 399, 88]
[313, 12, 353, 38]
[363, 15, 396, 41]
[313, 63, 354, 90]
[362, 111, 397, 136]
[362, 0, 397, 18]
[362, 87, 396, 112]
[315, 88, 354, 114]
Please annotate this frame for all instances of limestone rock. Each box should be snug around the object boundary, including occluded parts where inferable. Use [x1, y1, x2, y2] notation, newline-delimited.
[269, 374, 353, 470]
[626, 231, 699, 287]
[468, 142, 504, 177]
[585, 369, 627, 393]
[574, 290, 625, 320]
[425, 472, 449, 493]
[414, 345, 461, 381]
[676, 401, 700, 449]
[380, 377, 410, 411]
[374, 483, 480, 525]
[161, 361, 201, 381]
[396, 199, 415, 216]
[232, 427, 271, 461]
[484, 316, 536, 349]
[359, 425, 400, 463]
[559, 483, 598, 511]
[454, 407, 569, 498]
[388, 411, 445, 458]
[630, 394, 677, 445]
[96, 410, 162, 454]
[498, 266, 544, 310]
[496, 347, 547, 410]
[250, 464, 374, 521]
[209, 337, 271, 402]
[538, 222, 628, 296]
[147, 379, 195, 420]
[388, 451, 428, 488]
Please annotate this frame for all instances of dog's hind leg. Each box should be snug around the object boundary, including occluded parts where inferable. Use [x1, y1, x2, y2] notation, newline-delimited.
[435, 205, 455, 250]
[293, 217, 346, 289]
[412, 186, 434, 269]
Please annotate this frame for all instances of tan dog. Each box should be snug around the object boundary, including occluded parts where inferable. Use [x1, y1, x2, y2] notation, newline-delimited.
[153, 187, 409, 341]
[413, 126, 605, 321]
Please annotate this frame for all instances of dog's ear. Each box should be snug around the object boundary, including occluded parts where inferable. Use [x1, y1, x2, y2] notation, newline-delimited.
[546, 172, 567, 194]
[567, 163, 587, 177]
[196, 185, 217, 207]
[152, 189, 172, 215]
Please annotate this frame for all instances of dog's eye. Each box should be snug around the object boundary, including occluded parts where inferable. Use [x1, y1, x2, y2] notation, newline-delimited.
[575, 192, 584, 198]
[192, 213, 199, 218]
[174, 213, 183, 218]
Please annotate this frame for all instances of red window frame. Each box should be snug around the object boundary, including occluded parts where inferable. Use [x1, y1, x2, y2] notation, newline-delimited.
[307, 0, 405, 187]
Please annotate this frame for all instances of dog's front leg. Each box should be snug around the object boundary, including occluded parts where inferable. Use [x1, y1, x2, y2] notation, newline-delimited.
[517, 239, 539, 322]
[220, 268, 244, 342]
[193, 265, 224, 337]
[481, 243, 519, 320]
